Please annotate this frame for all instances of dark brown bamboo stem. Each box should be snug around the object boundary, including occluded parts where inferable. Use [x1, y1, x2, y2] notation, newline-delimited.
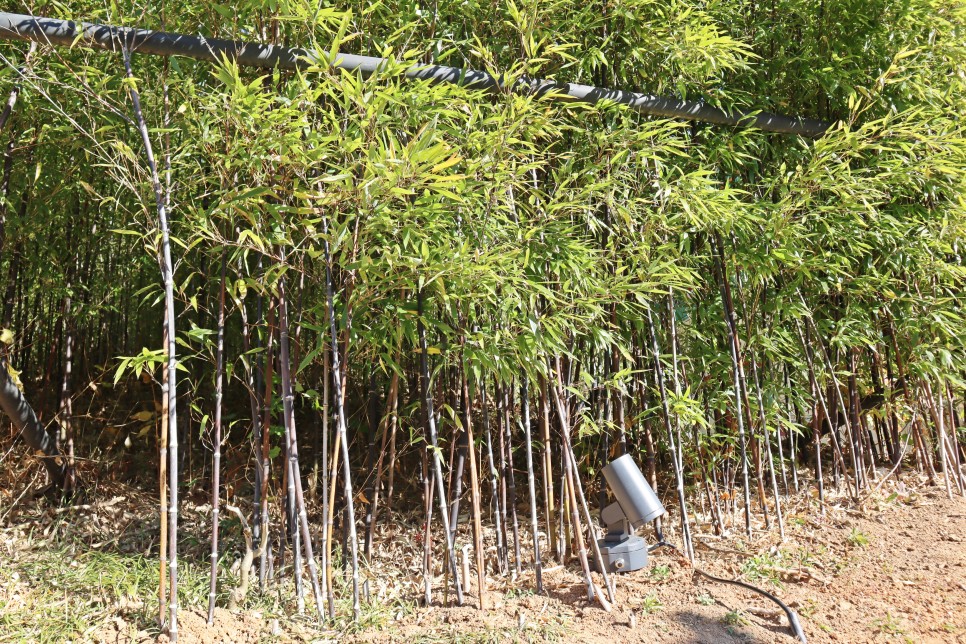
[416, 288, 463, 605]
[278, 277, 326, 619]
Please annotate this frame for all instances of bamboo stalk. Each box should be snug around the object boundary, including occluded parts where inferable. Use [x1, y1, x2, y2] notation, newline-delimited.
[646, 305, 694, 559]
[480, 383, 506, 574]
[158, 326, 168, 627]
[538, 376, 556, 563]
[748, 354, 785, 540]
[323, 218, 362, 619]
[416, 288, 463, 605]
[500, 381, 522, 577]
[235, 249, 263, 550]
[207, 251, 227, 624]
[367, 370, 399, 555]
[384, 358, 399, 518]
[278, 277, 326, 620]
[462, 366, 487, 608]
[713, 241, 752, 538]
[278, 288, 304, 614]
[665, 289, 696, 557]
[259, 307, 275, 591]
[121, 46, 180, 642]
[520, 376, 543, 594]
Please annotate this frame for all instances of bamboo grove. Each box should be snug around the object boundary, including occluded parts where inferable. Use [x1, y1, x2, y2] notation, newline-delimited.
[1, 0, 965, 639]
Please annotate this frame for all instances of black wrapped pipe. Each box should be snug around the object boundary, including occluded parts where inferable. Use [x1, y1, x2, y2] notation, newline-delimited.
[0, 358, 65, 485]
[0, 12, 831, 137]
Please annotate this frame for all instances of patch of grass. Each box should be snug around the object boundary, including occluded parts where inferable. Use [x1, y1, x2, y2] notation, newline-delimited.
[0, 531, 399, 643]
[649, 564, 671, 581]
[790, 546, 818, 568]
[0, 541, 169, 643]
[320, 565, 407, 634]
[411, 618, 565, 643]
[847, 528, 870, 547]
[723, 610, 750, 627]
[741, 552, 782, 586]
[504, 586, 535, 600]
[639, 593, 662, 615]
[695, 593, 715, 606]
[873, 613, 906, 636]
[797, 599, 818, 618]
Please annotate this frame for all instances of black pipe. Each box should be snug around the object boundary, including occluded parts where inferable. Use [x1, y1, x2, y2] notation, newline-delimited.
[0, 356, 65, 486]
[0, 12, 831, 138]
[650, 540, 807, 643]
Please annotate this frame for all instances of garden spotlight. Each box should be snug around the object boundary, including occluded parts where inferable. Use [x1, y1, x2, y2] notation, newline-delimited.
[597, 454, 666, 573]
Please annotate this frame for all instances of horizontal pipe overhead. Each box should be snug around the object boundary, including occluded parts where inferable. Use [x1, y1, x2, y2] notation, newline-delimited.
[0, 12, 831, 138]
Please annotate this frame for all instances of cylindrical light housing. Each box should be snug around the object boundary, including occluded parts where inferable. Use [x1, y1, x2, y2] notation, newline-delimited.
[602, 454, 666, 528]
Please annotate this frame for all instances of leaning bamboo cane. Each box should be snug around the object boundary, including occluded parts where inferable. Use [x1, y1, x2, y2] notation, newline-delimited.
[564, 434, 616, 604]
[323, 401, 341, 617]
[320, 346, 335, 617]
[121, 46, 180, 642]
[797, 322, 854, 495]
[561, 439, 610, 612]
[549, 356, 612, 608]
[421, 448, 433, 606]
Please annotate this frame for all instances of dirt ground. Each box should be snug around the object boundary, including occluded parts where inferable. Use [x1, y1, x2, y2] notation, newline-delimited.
[3, 475, 965, 643]
[349, 484, 966, 644]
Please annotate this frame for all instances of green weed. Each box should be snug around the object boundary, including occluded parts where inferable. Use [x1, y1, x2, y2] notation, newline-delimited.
[639, 593, 663, 615]
[847, 528, 870, 547]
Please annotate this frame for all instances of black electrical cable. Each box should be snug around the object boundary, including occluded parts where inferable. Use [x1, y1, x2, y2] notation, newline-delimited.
[649, 539, 807, 643]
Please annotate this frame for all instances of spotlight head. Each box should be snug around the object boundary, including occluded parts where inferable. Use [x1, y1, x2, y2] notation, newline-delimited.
[602, 454, 666, 528]
[596, 454, 666, 574]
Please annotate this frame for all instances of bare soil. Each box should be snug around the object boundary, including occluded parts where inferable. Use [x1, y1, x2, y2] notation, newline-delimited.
[358, 484, 966, 644]
[3, 472, 965, 643]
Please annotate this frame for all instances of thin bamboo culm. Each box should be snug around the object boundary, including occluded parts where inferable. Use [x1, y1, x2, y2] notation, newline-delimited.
[207, 251, 227, 623]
